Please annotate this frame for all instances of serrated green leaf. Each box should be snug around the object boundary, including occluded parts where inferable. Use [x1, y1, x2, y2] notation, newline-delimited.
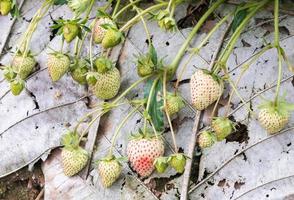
[149, 44, 158, 65]
[232, 8, 247, 32]
[54, 0, 68, 5]
[144, 78, 164, 131]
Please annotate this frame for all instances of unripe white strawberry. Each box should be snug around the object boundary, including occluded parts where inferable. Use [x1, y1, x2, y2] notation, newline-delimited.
[258, 98, 294, 134]
[198, 130, 216, 149]
[190, 69, 223, 110]
[93, 18, 116, 44]
[97, 156, 122, 188]
[61, 131, 88, 176]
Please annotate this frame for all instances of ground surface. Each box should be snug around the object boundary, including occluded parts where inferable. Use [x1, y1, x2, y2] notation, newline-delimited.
[0, 0, 294, 199]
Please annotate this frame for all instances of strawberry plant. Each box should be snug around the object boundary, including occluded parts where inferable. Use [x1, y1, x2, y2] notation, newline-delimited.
[1, 0, 294, 198]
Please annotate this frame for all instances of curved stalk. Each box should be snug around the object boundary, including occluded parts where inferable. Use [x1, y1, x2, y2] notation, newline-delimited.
[108, 105, 140, 156]
[214, 0, 270, 73]
[112, 74, 152, 104]
[169, 0, 226, 75]
[163, 70, 178, 152]
[119, 3, 168, 32]
[112, 0, 121, 18]
[113, 0, 142, 20]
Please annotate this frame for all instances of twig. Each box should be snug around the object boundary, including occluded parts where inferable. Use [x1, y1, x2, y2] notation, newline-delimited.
[0, 95, 89, 136]
[35, 188, 44, 200]
[188, 126, 294, 194]
[234, 174, 294, 200]
[180, 22, 230, 200]
[228, 74, 294, 116]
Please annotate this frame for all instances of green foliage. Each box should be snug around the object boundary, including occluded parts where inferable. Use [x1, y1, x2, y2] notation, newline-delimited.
[144, 78, 164, 131]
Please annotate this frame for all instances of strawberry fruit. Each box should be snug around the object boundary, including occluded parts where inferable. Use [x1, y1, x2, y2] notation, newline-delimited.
[258, 98, 294, 134]
[63, 23, 80, 43]
[154, 157, 168, 173]
[93, 18, 116, 44]
[198, 130, 216, 149]
[101, 28, 123, 49]
[166, 92, 185, 116]
[97, 156, 122, 188]
[10, 78, 24, 96]
[190, 69, 223, 110]
[47, 53, 70, 82]
[93, 57, 120, 99]
[127, 132, 164, 177]
[168, 153, 186, 173]
[12, 54, 36, 79]
[0, 0, 12, 16]
[70, 58, 88, 85]
[61, 131, 88, 176]
[211, 117, 234, 141]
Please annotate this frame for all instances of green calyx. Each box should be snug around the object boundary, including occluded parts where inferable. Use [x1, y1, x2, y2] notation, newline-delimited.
[61, 131, 81, 150]
[136, 54, 155, 77]
[94, 57, 113, 74]
[86, 71, 98, 85]
[258, 96, 294, 117]
[168, 153, 187, 173]
[154, 156, 169, 173]
[202, 69, 223, 85]
[129, 128, 159, 140]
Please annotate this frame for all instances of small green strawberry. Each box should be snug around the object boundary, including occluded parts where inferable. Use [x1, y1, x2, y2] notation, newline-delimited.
[61, 131, 88, 176]
[11, 54, 36, 79]
[93, 18, 116, 44]
[63, 23, 81, 43]
[97, 155, 122, 188]
[10, 78, 24, 96]
[0, 0, 12, 16]
[168, 153, 187, 173]
[154, 156, 169, 173]
[258, 97, 294, 134]
[47, 53, 70, 82]
[101, 28, 123, 49]
[198, 130, 216, 149]
[166, 93, 185, 116]
[211, 117, 235, 141]
[93, 57, 120, 100]
[136, 55, 155, 77]
[2, 66, 16, 81]
[68, 0, 90, 16]
[156, 10, 176, 31]
[70, 58, 88, 85]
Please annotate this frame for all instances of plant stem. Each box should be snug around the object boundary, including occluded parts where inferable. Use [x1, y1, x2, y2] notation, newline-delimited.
[130, 0, 152, 46]
[194, 13, 231, 53]
[169, 0, 225, 75]
[108, 105, 140, 156]
[120, 3, 168, 32]
[274, 0, 282, 105]
[112, 0, 141, 20]
[112, 0, 121, 18]
[214, 0, 270, 74]
[112, 74, 152, 104]
[163, 70, 178, 152]
[224, 45, 272, 116]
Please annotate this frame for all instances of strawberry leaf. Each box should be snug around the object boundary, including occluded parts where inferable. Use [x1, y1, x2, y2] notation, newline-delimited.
[232, 5, 248, 32]
[54, 0, 68, 5]
[144, 78, 164, 131]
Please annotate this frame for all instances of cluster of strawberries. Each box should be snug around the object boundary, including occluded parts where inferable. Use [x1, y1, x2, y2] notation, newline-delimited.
[1, 0, 292, 192]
